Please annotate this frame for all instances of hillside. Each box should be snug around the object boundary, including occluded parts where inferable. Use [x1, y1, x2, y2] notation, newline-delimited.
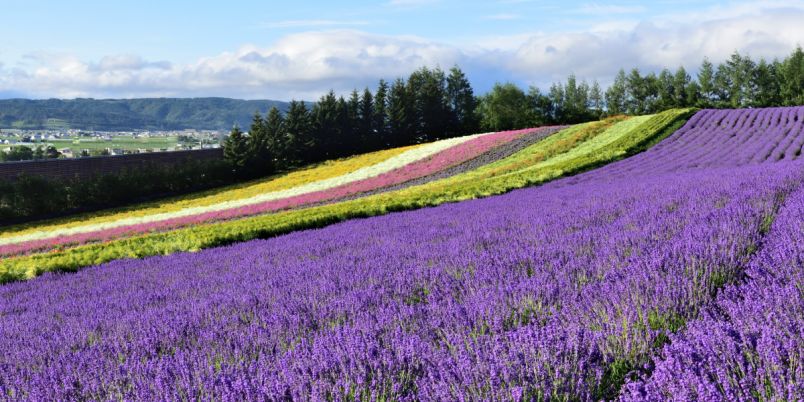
[0, 106, 801, 400]
[0, 109, 694, 279]
[0, 98, 290, 131]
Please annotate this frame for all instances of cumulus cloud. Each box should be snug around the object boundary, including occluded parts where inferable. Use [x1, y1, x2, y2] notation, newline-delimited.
[1, 2, 802, 99]
[0, 31, 464, 100]
[499, 4, 804, 87]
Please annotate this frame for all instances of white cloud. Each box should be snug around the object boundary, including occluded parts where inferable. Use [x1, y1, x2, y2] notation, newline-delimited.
[0, 31, 464, 100]
[1, 2, 802, 99]
[498, 4, 804, 86]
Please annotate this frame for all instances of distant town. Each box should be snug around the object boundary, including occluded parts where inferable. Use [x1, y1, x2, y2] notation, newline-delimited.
[0, 128, 224, 160]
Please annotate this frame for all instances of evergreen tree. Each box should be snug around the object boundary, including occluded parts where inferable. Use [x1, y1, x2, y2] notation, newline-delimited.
[248, 111, 274, 173]
[359, 88, 376, 150]
[605, 69, 628, 115]
[753, 58, 781, 107]
[724, 52, 757, 107]
[528, 86, 554, 125]
[346, 90, 361, 152]
[626, 68, 646, 114]
[264, 106, 286, 166]
[446, 65, 478, 136]
[643, 72, 661, 113]
[388, 78, 413, 146]
[697, 58, 716, 107]
[780, 46, 804, 106]
[589, 80, 604, 119]
[310, 91, 341, 160]
[657, 68, 676, 109]
[407, 67, 449, 142]
[673, 66, 693, 107]
[284, 100, 313, 165]
[373, 79, 389, 146]
[713, 63, 732, 107]
[548, 82, 565, 122]
[223, 126, 250, 175]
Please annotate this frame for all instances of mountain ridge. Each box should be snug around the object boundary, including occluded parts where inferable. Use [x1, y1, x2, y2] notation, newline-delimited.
[0, 97, 292, 131]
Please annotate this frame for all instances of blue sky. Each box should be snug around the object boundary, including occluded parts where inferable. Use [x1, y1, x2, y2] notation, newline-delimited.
[1, 0, 802, 100]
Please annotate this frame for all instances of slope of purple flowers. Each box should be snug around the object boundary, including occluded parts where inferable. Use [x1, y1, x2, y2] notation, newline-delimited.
[622, 185, 804, 401]
[0, 107, 802, 400]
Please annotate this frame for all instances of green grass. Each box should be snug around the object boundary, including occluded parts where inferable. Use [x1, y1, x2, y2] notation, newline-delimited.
[0, 109, 697, 283]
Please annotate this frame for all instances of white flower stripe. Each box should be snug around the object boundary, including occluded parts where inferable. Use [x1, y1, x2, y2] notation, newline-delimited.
[0, 132, 494, 246]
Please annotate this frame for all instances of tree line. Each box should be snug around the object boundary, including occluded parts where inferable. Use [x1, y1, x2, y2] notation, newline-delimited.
[224, 47, 804, 175]
[224, 65, 479, 176]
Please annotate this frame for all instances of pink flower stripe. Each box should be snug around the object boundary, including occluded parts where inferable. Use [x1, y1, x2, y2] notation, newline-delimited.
[0, 128, 542, 256]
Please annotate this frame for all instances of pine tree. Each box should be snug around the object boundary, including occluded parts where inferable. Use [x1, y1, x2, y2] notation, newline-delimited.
[346, 90, 361, 153]
[374, 79, 389, 146]
[264, 106, 286, 166]
[589, 81, 603, 118]
[446, 65, 478, 136]
[780, 46, 804, 106]
[284, 100, 313, 165]
[753, 58, 781, 107]
[223, 126, 250, 175]
[248, 111, 274, 173]
[359, 88, 376, 150]
[407, 67, 449, 142]
[605, 69, 627, 115]
[388, 78, 412, 146]
[697, 58, 716, 107]
[548, 82, 565, 122]
[657, 69, 676, 109]
[673, 66, 692, 107]
[724, 52, 757, 107]
[625, 68, 645, 114]
[310, 91, 341, 160]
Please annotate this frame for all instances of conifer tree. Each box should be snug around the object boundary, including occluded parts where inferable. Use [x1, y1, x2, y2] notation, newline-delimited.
[264, 106, 286, 166]
[374, 79, 389, 146]
[604, 69, 627, 115]
[388, 78, 412, 146]
[446, 65, 478, 136]
[284, 100, 313, 165]
[697, 58, 716, 107]
[223, 126, 250, 175]
[248, 111, 274, 173]
[359, 88, 376, 150]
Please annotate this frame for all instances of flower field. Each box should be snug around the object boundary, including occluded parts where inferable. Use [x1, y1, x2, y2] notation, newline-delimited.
[0, 109, 693, 281]
[0, 106, 802, 400]
[0, 127, 549, 256]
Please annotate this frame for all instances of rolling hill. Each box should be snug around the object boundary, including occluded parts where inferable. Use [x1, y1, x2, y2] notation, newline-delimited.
[0, 97, 290, 131]
[0, 106, 801, 400]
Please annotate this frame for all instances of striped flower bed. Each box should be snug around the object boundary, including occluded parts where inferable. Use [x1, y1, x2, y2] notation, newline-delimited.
[0, 128, 544, 256]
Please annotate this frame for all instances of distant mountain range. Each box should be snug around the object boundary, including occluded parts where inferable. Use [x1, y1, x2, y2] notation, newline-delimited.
[0, 98, 291, 131]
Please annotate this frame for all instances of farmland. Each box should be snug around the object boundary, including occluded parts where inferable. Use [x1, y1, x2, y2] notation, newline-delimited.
[0, 106, 802, 400]
[0, 109, 693, 280]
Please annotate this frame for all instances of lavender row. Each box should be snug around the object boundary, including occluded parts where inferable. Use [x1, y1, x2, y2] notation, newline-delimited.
[1, 160, 801, 400]
[622, 185, 804, 401]
[1, 107, 803, 400]
[555, 106, 804, 188]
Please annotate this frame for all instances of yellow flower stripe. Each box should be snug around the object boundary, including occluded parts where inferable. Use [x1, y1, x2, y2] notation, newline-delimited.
[0, 144, 418, 239]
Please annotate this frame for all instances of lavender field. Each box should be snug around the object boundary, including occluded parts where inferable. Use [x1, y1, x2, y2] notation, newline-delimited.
[1, 107, 802, 400]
